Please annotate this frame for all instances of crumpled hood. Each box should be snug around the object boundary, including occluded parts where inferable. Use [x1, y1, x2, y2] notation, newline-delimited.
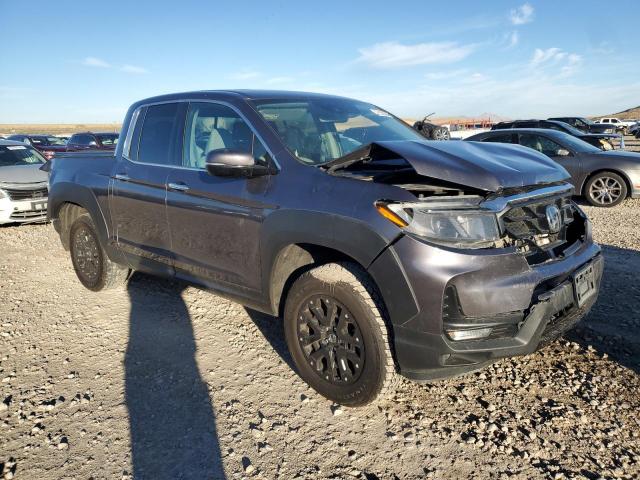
[0, 165, 49, 185]
[328, 140, 570, 192]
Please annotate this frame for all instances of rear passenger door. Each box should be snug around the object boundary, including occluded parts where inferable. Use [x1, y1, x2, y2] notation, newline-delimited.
[110, 102, 186, 274]
[165, 101, 273, 293]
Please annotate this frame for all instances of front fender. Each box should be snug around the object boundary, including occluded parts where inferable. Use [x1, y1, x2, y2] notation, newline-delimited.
[261, 209, 419, 326]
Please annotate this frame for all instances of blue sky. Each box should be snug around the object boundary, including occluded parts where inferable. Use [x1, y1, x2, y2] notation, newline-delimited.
[1, 0, 638, 123]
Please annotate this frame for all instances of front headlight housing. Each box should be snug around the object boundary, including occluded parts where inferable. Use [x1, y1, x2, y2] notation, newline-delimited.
[0, 189, 7, 200]
[375, 197, 502, 248]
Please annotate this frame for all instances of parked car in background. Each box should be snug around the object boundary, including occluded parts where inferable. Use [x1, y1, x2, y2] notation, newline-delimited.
[46, 90, 603, 405]
[492, 119, 621, 150]
[6, 134, 68, 160]
[8, 132, 119, 160]
[0, 140, 49, 224]
[628, 122, 640, 137]
[547, 117, 615, 134]
[412, 114, 450, 140]
[66, 132, 118, 151]
[596, 117, 636, 134]
[466, 128, 640, 207]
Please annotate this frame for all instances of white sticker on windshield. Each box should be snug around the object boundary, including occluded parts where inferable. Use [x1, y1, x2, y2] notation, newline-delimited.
[370, 108, 391, 117]
[6, 146, 26, 150]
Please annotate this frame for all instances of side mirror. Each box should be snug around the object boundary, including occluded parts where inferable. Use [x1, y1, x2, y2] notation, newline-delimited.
[205, 149, 271, 178]
[556, 148, 571, 157]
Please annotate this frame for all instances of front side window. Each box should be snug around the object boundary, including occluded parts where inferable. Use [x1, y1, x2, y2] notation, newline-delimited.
[251, 98, 424, 165]
[518, 134, 566, 156]
[0, 145, 45, 166]
[137, 103, 181, 165]
[183, 102, 268, 169]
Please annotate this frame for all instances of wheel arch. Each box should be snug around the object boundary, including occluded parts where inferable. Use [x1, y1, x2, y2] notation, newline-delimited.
[268, 243, 370, 318]
[580, 168, 632, 198]
[49, 183, 114, 256]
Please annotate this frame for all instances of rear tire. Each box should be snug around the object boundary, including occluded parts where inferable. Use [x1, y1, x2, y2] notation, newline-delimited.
[584, 171, 627, 207]
[69, 213, 130, 291]
[432, 127, 450, 140]
[284, 262, 397, 406]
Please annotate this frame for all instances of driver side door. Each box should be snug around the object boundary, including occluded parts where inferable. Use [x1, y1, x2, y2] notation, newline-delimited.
[166, 101, 275, 294]
[517, 133, 582, 187]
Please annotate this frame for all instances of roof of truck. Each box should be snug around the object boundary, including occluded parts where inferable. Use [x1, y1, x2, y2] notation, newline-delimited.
[133, 89, 352, 107]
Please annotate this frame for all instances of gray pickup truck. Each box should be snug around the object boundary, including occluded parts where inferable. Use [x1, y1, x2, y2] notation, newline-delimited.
[46, 90, 603, 406]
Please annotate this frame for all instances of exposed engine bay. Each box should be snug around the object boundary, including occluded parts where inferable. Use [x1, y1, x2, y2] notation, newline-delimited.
[322, 141, 586, 264]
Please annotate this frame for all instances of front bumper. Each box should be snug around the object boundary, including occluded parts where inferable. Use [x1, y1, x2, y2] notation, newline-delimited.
[0, 196, 48, 224]
[374, 231, 603, 381]
[625, 170, 640, 198]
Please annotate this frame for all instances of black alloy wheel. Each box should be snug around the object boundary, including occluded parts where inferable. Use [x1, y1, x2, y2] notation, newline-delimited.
[296, 296, 365, 385]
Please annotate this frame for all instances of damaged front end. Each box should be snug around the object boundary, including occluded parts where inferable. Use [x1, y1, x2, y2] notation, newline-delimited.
[323, 141, 585, 265]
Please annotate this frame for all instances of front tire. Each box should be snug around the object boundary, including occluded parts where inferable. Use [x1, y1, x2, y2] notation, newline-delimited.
[284, 262, 397, 406]
[69, 213, 130, 291]
[584, 171, 627, 207]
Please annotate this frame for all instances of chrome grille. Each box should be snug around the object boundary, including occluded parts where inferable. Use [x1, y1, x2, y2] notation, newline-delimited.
[501, 195, 574, 240]
[4, 187, 48, 201]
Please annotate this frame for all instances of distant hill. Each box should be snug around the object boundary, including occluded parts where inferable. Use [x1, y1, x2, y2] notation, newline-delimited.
[593, 106, 640, 120]
[0, 123, 121, 136]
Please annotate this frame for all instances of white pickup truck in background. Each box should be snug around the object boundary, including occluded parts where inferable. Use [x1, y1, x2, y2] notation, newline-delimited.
[596, 117, 636, 134]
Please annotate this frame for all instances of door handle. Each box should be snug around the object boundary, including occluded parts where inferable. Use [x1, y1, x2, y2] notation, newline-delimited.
[113, 174, 130, 182]
[167, 182, 190, 192]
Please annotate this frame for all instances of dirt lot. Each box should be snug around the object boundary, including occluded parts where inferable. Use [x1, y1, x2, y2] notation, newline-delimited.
[1, 203, 639, 479]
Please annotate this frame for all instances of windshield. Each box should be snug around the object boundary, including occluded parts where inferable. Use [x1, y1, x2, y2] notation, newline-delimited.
[555, 133, 601, 154]
[252, 98, 424, 165]
[96, 134, 119, 146]
[0, 145, 45, 166]
[551, 121, 586, 136]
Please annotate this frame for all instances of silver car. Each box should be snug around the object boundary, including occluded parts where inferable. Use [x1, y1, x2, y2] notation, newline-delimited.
[466, 129, 640, 207]
[0, 140, 49, 224]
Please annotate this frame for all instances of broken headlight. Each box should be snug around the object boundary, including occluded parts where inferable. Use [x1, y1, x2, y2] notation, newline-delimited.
[375, 197, 501, 248]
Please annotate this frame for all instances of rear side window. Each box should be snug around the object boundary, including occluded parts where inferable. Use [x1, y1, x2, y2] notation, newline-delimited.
[137, 103, 182, 165]
[514, 121, 538, 128]
[70, 134, 95, 146]
[483, 133, 514, 143]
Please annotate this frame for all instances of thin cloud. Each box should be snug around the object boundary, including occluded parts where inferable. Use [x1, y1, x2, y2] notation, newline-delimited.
[424, 69, 468, 80]
[229, 70, 262, 80]
[356, 41, 476, 69]
[510, 3, 534, 25]
[530, 47, 582, 76]
[266, 76, 295, 85]
[507, 31, 519, 48]
[121, 64, 148, 74]
[82, 56, 111, 68]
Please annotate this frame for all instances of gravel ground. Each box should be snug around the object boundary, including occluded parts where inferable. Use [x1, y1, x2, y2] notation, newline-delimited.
[1, 200, 639, 479]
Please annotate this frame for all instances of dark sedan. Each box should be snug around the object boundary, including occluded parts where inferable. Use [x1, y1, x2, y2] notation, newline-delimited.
[492, 119, 621, 151]
[466, 128, 640, 207]
[548, 117, 616, 135]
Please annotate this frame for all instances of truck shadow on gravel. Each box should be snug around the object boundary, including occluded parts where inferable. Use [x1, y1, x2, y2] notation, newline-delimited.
[125, 274, 226, 479]
[566, 244, 640, 375]
[244, 308, 295, 371]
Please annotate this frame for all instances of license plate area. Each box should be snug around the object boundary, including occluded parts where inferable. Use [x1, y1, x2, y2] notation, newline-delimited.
[573, 263, 596, 307]
[31, 200, 47, 211]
